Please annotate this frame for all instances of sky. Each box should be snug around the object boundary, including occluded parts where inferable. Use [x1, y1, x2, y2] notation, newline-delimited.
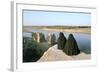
[23, 10, 91, 26]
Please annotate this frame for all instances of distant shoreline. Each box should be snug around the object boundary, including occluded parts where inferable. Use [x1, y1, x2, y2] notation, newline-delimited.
[41, 28, 91, 34]
[23, 26, 91, 34]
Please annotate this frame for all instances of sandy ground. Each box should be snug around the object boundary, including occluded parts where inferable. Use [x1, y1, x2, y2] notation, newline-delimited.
[38, 45, 91, 62]
[23, 27, 91, 34]
[42, 28, 91, 34]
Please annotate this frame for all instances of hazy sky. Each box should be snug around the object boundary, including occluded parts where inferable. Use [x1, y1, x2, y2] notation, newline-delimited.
[23, 10, 91, 26]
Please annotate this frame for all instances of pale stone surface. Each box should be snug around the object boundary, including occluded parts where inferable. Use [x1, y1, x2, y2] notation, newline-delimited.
[38, 44, 91, 62]
[32, 32, 41, 43]
[47, 32, 52, 44]
[37, 32, 40, 43]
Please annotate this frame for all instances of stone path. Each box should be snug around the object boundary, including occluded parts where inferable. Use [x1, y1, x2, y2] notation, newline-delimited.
[38, 44, 90, 62]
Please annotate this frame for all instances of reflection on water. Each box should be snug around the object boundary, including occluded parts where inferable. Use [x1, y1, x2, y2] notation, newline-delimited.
[23, 29, 91, 54]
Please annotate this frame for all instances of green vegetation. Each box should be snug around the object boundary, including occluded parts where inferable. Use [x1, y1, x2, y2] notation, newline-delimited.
[51, 34, 56, 46]
[40, 33, 46, 42]
[23, 32, 81, 62]
[63, 34, 80, 56]
[44, 26, 91, 29]
[23, 37, 39, 62]
[23, 37, 38, 49]
[37, 42, 51, 54]
[57, 32, 67, 50]
[23, 37, 51, 62]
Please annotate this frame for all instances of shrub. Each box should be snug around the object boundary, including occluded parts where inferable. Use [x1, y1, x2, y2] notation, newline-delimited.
[23, 37, 50, 62]
[23, 48, 41, 62]
[63, 34, 80, 56]
[23, 37, 37, 49]
[40, 33, 46, 42]
[51, 34, 56, 45]
[23, 37, 41, 62]
[57, 32, 66, 50]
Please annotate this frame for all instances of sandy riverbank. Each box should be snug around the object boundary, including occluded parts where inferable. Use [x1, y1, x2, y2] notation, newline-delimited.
[23, 27, 91, 34]
[41, 28, 91, 34]
[38, 45, 91, 62]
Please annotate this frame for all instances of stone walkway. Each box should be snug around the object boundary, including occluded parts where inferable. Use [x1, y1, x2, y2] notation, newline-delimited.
[38, 44, 90, 62]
